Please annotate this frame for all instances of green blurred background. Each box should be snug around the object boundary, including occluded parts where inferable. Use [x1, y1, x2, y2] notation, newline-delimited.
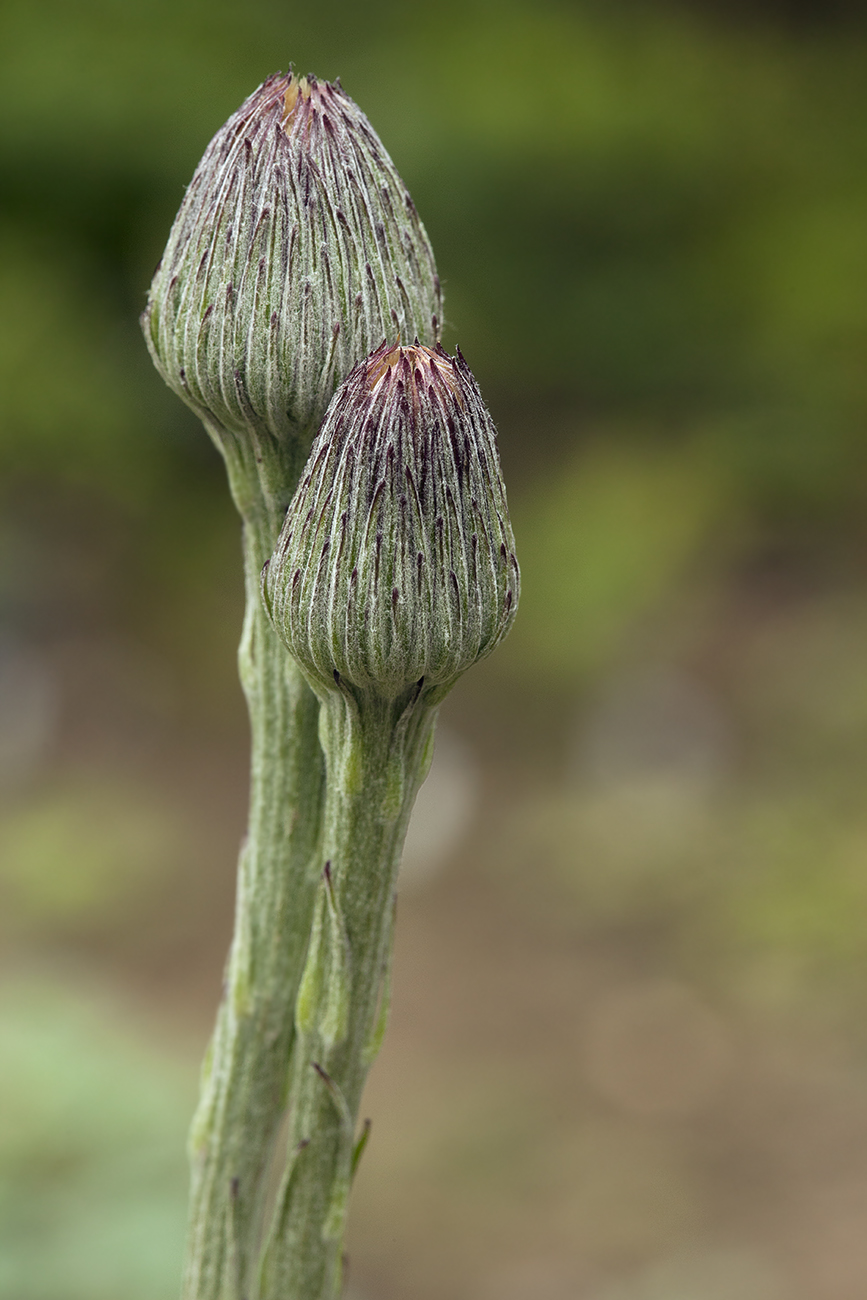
[4, 0, 867, 1296]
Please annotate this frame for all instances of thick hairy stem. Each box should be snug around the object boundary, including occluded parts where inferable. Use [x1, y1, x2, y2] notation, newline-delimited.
[182, 434, 326, 1300]
[257, 683, 437, 1299]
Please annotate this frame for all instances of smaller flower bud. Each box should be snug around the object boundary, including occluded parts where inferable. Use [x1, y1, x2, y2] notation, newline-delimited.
[262, 341, 519, 698]
[142, 72, 443, 451]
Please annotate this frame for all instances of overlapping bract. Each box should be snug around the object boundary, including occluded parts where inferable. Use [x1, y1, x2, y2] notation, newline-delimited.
[142, 73, 442, 447]
[262, 342, 520, 696]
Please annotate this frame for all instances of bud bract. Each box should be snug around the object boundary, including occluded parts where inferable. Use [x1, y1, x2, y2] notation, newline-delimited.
[262, 342, 519, 697]
[142, 73, 443, 448]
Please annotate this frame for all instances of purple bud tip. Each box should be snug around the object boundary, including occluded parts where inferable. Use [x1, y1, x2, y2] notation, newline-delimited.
[281, 73, 341, 134]
[363, 340, 461, 408]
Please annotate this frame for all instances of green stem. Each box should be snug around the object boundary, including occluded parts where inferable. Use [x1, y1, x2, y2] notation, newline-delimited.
[257, 680, 438, 1299]
[182, 430, 326, 1300]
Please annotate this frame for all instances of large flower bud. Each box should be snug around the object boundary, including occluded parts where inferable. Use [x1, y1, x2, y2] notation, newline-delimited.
[262, 342, 519, 697]
[142, 73, 443, 448]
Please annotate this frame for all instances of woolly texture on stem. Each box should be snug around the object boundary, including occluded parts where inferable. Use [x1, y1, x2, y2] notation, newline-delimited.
[257, 681, 436, 1298]
[181, 497, 324, 1300]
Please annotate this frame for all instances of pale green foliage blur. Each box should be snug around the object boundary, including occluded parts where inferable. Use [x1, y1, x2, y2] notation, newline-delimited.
[0, 981, 192, 1299]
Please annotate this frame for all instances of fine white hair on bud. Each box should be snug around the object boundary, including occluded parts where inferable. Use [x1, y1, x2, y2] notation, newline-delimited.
[142, 72, 443, 448]
[262, 341, 519, 697]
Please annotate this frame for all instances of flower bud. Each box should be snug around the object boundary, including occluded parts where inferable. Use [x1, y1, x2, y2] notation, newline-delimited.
[142, 73, 443, 449]
[262, 341, 519, 697]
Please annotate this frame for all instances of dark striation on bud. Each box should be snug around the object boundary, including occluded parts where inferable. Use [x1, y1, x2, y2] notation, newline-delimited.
[262, 341, 519, 697]
[142, 73, 443, 449]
